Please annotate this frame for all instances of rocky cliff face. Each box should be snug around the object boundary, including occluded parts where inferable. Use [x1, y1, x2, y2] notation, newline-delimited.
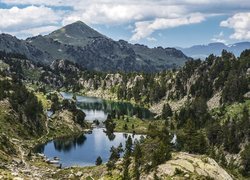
[0, 34, 51, 63]
[50, 59, 82, 73]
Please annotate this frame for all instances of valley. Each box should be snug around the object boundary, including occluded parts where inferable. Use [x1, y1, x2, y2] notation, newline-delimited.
[0, 15, 249, 180]
[0, 44, 249, 179]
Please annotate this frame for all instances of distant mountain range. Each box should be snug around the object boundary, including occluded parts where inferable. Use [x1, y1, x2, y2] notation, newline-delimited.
[0, 21, 189, 72]
[177, 42, 250, 59]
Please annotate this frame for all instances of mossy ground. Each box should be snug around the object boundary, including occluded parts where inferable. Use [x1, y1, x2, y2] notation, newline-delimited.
[35, 92, 52, 109]
[0, 60, 9, 70]
[22, 66, 41, 81]
[114, 116, 164, 134]
[52, 165, 108, 179]
[211, 100, 250, 124]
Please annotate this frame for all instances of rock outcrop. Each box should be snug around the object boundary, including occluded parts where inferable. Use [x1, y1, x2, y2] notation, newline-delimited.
[143, 152, 233, 180]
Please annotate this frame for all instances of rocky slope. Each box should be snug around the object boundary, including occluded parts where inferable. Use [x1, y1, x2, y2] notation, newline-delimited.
[142, 152, 233, 180]
[0, 21, 189, 72]
[1, 151, 231, 179]
[0, 34, 51, 63]
[47, 21, 106, 48]
[2, 49, 249, 110]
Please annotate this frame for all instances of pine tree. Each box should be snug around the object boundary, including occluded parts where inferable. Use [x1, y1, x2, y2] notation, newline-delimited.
[162, 103, 173, 119]
[122, 157, 130, 180]
[134, 141, 142, 180]
[241, 144, 250, 176]
[123, 123, 128, 130]
[96, 156, 102, 166]
[219, 149, 227, 167]
[104, 114, 116, 134]
[123, 136, 133, 180]
[152, 142, 171, 167]
[125, 136, 133, 156]
[183, 119, 208, 154]
[72, 94, 77, 101]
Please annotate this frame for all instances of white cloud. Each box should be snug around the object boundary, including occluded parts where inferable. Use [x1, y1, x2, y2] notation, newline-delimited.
[62, 3, 186, 25]
[130, 13, 205, 41]
[211, 38, 226, 43]
[211, 31, 226, 43]
[126, 25, 134, 30]
[3, 0, 250, 8]
[1, 0, 78, 7]
[146, 37, 157, 42]
[218, 31, 224, 37]
[0, 6, 62, 31]
[11, 26, 60, 38]
[220, 12, 250, 40]
[1, 0, 250, 41]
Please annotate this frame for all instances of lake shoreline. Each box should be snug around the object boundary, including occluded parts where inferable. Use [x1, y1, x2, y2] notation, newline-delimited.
[8, 90, 151, 179]
[36, 128, 144, 167]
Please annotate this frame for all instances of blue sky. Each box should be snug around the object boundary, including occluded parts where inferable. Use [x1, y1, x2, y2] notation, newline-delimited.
[0, 0, 249, 48]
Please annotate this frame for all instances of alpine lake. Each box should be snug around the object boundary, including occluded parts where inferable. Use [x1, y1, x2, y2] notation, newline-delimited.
[35, 92, 153, 167]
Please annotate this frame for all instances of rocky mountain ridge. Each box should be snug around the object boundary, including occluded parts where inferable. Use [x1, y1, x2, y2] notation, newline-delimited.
[0, 34, 51, 63]
[0, 21, 189, 72]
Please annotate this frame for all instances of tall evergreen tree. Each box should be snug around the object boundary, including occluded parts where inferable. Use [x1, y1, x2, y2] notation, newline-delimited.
[241, 144, 250, 176]
[133, 141, 142, 180]
[162, 103, 173, 119]
[96, 156, 102, 166]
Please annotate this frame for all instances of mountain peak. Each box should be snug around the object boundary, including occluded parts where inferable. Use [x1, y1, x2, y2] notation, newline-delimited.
[47, 21, 105, 47]
[71, 20, 89, 26]
[63, 21, 93, 30]
[72, 20, 85, 24]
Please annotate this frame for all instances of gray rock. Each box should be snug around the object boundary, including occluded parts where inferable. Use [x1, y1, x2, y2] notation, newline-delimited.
[76, 171, 83, 177]
[68, 174, 75, 179]
[244, 92, 250, 99]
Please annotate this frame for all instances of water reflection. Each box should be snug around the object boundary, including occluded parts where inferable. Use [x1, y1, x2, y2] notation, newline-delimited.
[60, 92, 153, 122]
[53, 134, 87, 153]
[46, 110, 53, 118]
[39, 92, 150, 167]
[36, 128, 144, 167]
